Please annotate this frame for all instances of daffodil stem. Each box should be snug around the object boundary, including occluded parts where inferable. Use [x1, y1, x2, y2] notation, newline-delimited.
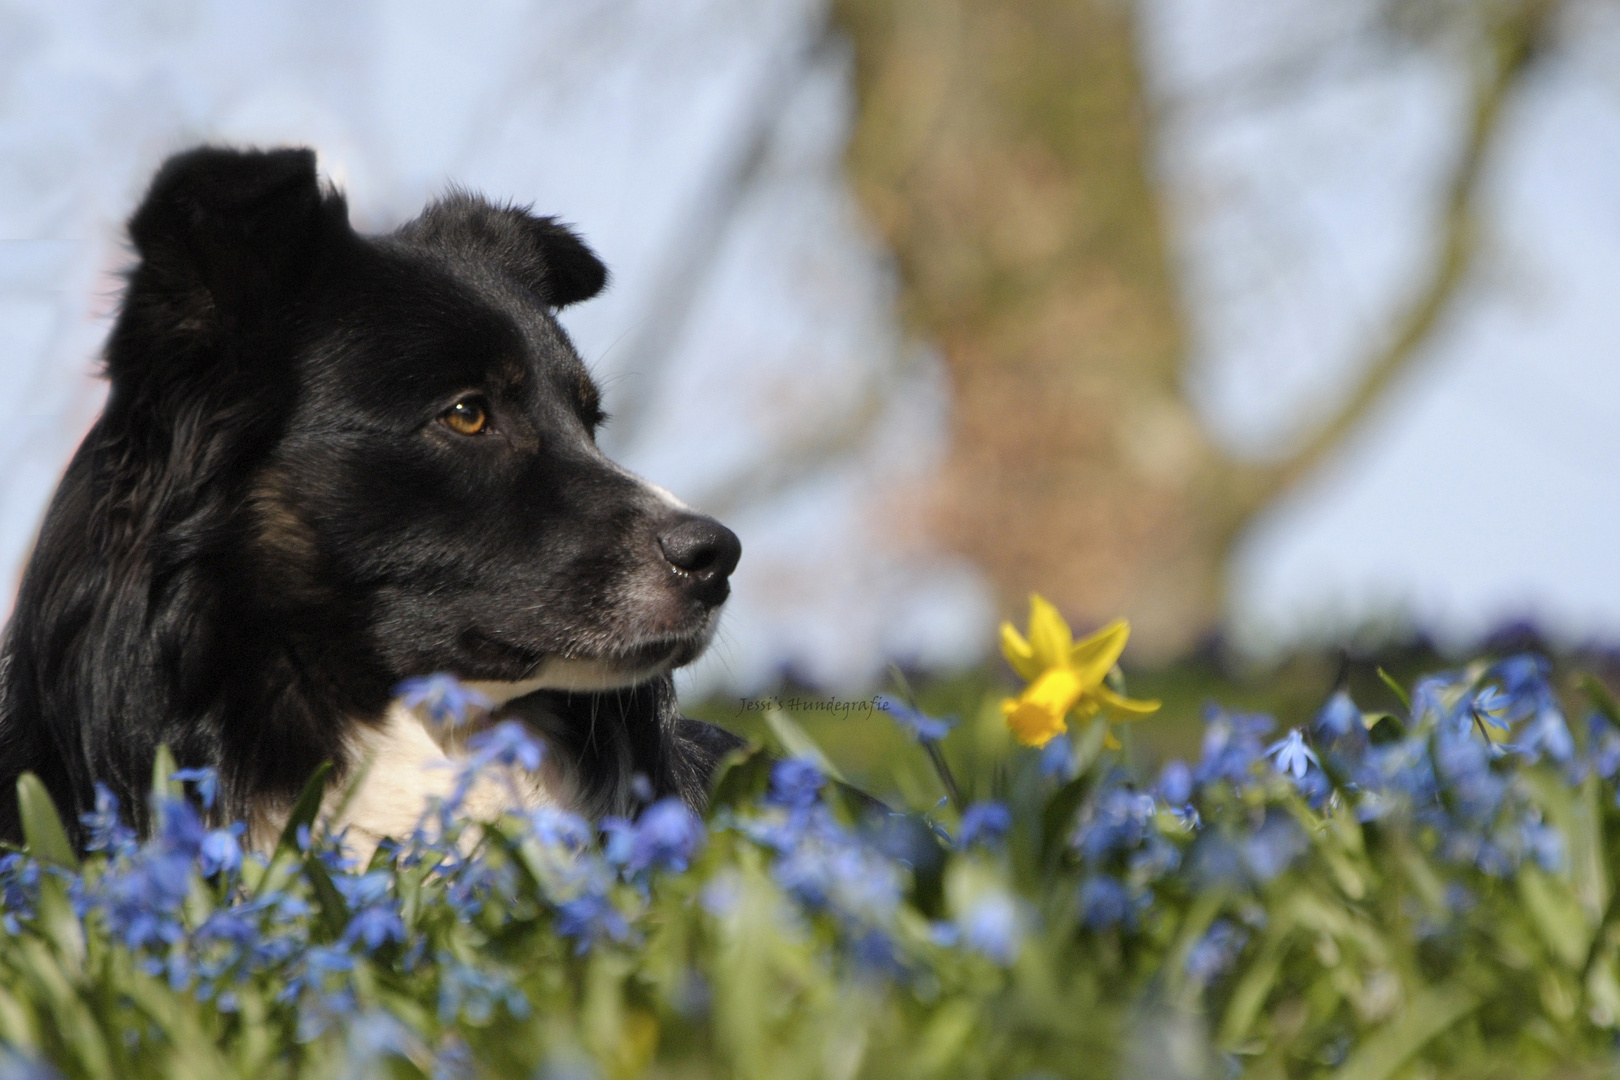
[1120, 723, 1136, 776]
[923, 739, 965, 813]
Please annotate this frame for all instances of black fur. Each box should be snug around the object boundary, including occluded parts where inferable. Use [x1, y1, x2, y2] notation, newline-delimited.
[0, 145, 743, 843]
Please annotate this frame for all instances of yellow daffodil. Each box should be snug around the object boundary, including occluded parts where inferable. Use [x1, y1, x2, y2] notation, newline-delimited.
[998, 594, 1161, 749]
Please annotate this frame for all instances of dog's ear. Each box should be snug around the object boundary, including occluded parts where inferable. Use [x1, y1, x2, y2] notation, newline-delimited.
[518, 216, 608, 307]
[125, 146, 336, 333]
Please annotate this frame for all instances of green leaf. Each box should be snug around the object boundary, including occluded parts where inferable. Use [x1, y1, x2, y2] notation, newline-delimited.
[707, 743, 773, 815]
[275, 760, 333, 857]
[1375, 667, 1411, 713]
[1582, 673, 1620, 727]
[304, 853, 351, 940]
[151, 743, 179, 800]
[1519, 866, 1593, 969]
[253, 760, 333, 900]
[16, 773, 77, 871]
[1331, 985, 1479, 1080]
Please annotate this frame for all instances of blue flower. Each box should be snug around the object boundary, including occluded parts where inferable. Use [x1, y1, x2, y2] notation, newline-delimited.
[1038, 736, 1078, 780]
[465, 720, 544, 773]
[1242, 812, 1307, 882]
[1078, 875, 1135, 931]
[956, 802, 1012, 849]
[80, 783, 135, 856]
[1589, 713, 1620, 779]
[1196, 708, 1274, 786]
[875, 695, 954, 742]
[344, 906, 407, 952]
[1266, 730, 1318, 780]
[527, 807, 593, 852]
[1471, 686, 1511, 731]
[1516, 704, 1575, 763]
[1314, 691, 1361, 740]
[1185, 919, 1247, 984]
[626, 799, 705, 875]
[766, 759, 825, 810]
[1155, 760, 1193, 806]
[1074, 786, 1156, 866]
[554, 892, 631, 954]
[397, 673, 493, 726]
[959, 890, 1023, 964]
[199, 825, 244, 877]
[0, 1048, 61, 1080]
[171, 767, 219, 810]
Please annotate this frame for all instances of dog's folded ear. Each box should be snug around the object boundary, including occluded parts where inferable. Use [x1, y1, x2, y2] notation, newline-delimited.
[126, 146, 337, 333]
[518, 216, 608, 307]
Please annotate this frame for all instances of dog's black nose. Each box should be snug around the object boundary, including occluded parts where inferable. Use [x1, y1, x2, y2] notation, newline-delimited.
[658, 514, 741, 605]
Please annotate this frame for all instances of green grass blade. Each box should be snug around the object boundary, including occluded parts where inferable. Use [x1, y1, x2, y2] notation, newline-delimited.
[1331, 986, 1478, 1080]
[16, 773, 77, 871]
[1376, 667, 1411, 713]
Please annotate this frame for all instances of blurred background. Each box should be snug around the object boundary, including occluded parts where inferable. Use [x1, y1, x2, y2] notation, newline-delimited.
[4, 0, 1620, 767]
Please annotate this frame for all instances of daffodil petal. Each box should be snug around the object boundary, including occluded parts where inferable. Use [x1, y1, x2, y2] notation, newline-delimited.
[1025, 667, 1083, 718]
[1004, 700, 1068, 748]
[1026, 594, 1073, 670]
[1096, 684, 1161, 718]
[1069, 619, 1130, 686]
[998, 621, 1043, 683]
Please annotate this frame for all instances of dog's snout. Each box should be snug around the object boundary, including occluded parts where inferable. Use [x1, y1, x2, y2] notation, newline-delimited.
[658, 515, 741, 604]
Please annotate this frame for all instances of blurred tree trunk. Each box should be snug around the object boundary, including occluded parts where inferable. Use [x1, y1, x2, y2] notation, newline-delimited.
[833, 0, 1556, 659]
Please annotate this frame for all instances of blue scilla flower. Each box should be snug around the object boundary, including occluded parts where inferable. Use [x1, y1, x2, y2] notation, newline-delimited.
[555, 892, 632, 954]
[344, 905, 407, 952]
[1185, 919, 1247, 984]
[599, 816, 637, 868]
[1196, 708, 1274, 786]
[1494, 653, 1552, 697]
[1589, 713, 1620, 780]
[1039, 735, 1078, 780]
[0, 853, 39, 933]
[1266, 729, 1318, 779]
[1242, 811, 1307, 882]
[1078, 875, 1135, 932]
[626, 798, 705, 875]
[875, 695, 954, 742]
[1155, 760, 1193, 806]
[199, 825, 245, 878]
[1074, 785, 1156, 866]
[0, 1047, 60, 1080]
[1433, 728, 1506, 822]
[1314, 691, 1361, 741]
[528, 806, 593, 852]
[959, 890, 1023, 964]
[170, 766, 219, 810]
[80, 783, 136, 856]
[767, 758, 825, 810]
[397, 673, 493, 726]
[956, 801, 1012, 849]
[334, 871, 394, 910]
[438, 961, 530, 1025]
[466, 720, 544, 772]
[156, 794, 207, 859]
[1516, 703, 1575, 763]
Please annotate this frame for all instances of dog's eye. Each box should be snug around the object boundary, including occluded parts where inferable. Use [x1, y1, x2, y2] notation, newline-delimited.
[441, 398, 489, 436]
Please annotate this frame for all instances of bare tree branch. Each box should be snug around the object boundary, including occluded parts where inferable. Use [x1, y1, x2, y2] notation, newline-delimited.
[601, 21, 831, 459]
[1225, 0, 1559, 526]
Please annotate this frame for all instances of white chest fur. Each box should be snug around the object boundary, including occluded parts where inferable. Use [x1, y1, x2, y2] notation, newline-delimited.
[252, 699, 575, 863]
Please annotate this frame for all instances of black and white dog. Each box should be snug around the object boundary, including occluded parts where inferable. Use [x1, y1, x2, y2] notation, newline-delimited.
[0, 146, 744, 851]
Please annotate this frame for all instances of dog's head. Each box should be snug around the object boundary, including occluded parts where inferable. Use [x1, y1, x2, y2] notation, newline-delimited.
[116, 146, 738, 706]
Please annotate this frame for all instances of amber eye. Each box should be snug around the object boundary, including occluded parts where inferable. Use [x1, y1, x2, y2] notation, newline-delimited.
[442, 397, 489, 436]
